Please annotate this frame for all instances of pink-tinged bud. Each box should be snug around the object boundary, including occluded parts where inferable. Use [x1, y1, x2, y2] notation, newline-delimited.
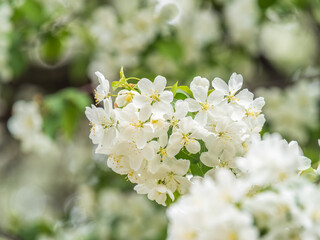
[114, 102, 118, 108]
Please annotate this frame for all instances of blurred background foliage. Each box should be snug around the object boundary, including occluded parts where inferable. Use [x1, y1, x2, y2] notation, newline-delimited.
[0, 0, 319, 239]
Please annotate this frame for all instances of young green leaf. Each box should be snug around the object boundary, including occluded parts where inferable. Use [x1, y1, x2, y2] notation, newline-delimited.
[171, 81, 178, 97]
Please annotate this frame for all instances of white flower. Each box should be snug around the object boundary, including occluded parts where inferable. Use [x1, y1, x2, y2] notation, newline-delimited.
[85, 98, 117, 154]
[115, 89, 138, 107]
[118, 103, 154, 149]
[135, 158, 190, 206]
[201, 117, 246, 168]
[237, 133, 311, 186]
[185, 76, 224, 125]
[257, 79, 319, 144]
[166, 117, 205, 157]
[164, 99, 189, 129]
[108, 140, 154, 172]
[167, 170, 257, 240]
[94, 71, 111, 104]
[133, 75, 173, 114]
[212, 73, 253, 108]
[8, 100, 43, 138]
[155, 0, 181, 25]
[224, 0, 258, 52]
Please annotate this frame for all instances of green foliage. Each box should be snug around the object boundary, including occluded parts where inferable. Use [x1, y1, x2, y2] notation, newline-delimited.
[171, 81, 178, 96]
[7, 33, 28, 77]
[43, 88, 91, 139]
[190, 162, 211, 176]
[17, 0, 47, 26]
[155, 39, 183, 61]
[177, 86, 193, 98]
[173, 88, 191, 101]
[258, 0, 277, 9]
[40, 32, 66, 64]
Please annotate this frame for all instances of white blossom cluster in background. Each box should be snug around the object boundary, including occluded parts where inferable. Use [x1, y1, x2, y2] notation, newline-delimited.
[86, 0, 180, 80]
[224, 0, 317, 72]
[38, 187, 167, 240]
[257, 78, 320, 144]
[7, 100, 55, 154]
[167, 134, 317, 240]
[224, 0, 259, 53]
[0, 2, 13, 81]
[85, 70, 265, 205]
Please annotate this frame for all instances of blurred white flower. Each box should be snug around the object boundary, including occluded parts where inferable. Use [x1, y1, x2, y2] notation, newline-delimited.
[260, 19, 317, 72]
[237, 133, 311, 186]
[257, 79, 320, 144]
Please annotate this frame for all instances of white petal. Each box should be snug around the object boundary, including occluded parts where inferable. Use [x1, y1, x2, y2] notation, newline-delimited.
[207, 90, 224, 106]
[135, 131, 147, 149]
[139, 104, 152, 122]
[200, 151, 219, 167]
[138, 78, 153, 94]
[253, 97, 265, 109]
[231, 104, 245, 121]
[167, 143, 183, 157]
[154, 75, 167, 92]
[229, 73, 243, 94]
[171, 159, 190, 175]
[237, 89, 254, 107]
[149, 156, 162, 174]
[212, 77, 228, 94]
[195, 111, 207, 126]
[153, 101, 173, 114]
[193, 86, 208, 103]
[142, 143, 155, 160]
[180, 117, 195, 133]
[174, 100, 188, 119]
[186, 140, 200, 154]
[190, 76, 209, 92]
[159, 90, 173, 103]
[298, 156, 311, 171]
[185, 98, 201, 112]
[130, 156, 143, 171]
[132, 94, 148, 107]
[159, 134, 168, 147]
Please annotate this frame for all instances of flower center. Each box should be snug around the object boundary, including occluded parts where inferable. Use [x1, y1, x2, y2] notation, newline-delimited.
[131, 120, 143, 128]
[200, 102, 211, 111]
[150, 90, 160, 102]
[125, 92, 134, 102]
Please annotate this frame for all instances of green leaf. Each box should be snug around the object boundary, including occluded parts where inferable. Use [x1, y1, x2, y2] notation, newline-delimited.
[174, 91, 188, 100]
[120, 66, 125, 80]
[171, 81, 178, 96]
[190, 162, 211, 177]
[112, 81, 120, 91]
[208, 89, 214, 95]
[177, 86, 193, 98]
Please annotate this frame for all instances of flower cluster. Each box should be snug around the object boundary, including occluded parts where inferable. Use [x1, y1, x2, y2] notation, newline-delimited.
[7, 100, 54, 154]
[167, 134, 316, 240]
[38, 187, 167, 240]
[257, 78, 320, 144]
[86, 0, 180, 79]
[85, 70, 265, 205]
